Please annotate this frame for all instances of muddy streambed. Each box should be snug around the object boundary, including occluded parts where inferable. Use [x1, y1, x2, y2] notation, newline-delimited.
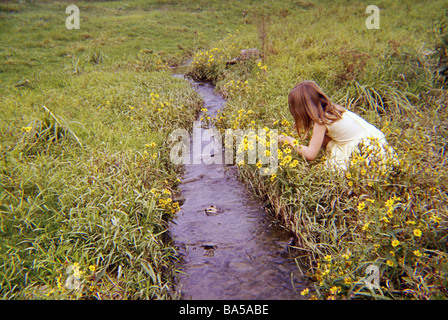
[169, 70, 308, 300]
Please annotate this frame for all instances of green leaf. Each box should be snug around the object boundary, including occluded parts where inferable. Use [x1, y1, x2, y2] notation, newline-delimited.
[140, 261, 157, 284]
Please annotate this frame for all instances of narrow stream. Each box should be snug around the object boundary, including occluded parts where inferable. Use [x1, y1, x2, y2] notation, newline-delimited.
[170, 69, 308, 300]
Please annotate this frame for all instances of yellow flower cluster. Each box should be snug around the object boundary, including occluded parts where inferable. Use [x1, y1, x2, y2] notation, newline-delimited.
[158, 197, 180, 214]
[237, 133, 256, 153]
[199, 108, 212, 124]
[223, 79, 250, 98]
[345, 136, 400, 189]
[191, 47, 228, 69]
[21, 126, 32, 132]
[256, 61, 268, 76]
[226, 108, 255, 130]
[149, 92, 174, 113]
[384, 195, 401, 218]
[150, 188, 181, 215]
[142, 141, 158, 161]
[234, 129, 277, 173]
[312, 253, 354, 300]
[46, 262, 98, 298]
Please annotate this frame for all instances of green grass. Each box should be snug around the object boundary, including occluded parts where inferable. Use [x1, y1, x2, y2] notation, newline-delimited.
[2, 0, 448, 300]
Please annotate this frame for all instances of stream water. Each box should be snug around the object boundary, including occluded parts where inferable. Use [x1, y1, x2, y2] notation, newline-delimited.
[169, 69, 308, 300]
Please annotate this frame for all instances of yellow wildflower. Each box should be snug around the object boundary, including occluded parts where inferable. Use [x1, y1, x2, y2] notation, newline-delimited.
[413, 229, 422, 237]
[386, 260, 394, 267]
[329, 286, 341, 295]
[290, 160, 299, 168]
[413, 250, 422, 257]
[430, 215, 442, 224]
[281, 119, 290, 126]
[387, 207, 394, 218]
[21, 126, 32, 132]
[300, 288, 309, 296]
[357, 202, 366, 211]
[283, 155, 292, 163]
[391, 239, 400, 247]
[56, 274, 63, 290]
[385, 198, 395, 207]
[341, 251, 351, 259]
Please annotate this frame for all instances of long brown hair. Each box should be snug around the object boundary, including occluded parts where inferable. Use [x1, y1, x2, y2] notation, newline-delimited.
[288, 80, 345, 137]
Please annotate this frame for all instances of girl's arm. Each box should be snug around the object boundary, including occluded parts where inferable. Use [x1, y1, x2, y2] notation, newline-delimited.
[279, 122, 327, 161]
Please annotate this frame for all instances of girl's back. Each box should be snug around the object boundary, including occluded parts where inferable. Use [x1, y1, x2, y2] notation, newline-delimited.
[325, 109, 385, 144]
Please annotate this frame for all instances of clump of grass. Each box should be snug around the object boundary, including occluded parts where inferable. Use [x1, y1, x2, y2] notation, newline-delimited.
[0, 69, 202, 298]
[185, 33, 241, 82]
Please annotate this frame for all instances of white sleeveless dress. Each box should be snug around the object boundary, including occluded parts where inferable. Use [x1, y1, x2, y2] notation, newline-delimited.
[324, 110, 390, 171]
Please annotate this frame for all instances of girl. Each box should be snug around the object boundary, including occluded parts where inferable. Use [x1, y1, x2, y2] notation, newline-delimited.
[278, 80, 392, 171]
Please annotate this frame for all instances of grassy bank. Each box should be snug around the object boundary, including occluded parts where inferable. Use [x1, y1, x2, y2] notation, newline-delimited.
[186, 0, 448, 299]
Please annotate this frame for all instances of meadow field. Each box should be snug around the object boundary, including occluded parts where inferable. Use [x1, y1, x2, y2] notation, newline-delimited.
[1, 0, 447, 300]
